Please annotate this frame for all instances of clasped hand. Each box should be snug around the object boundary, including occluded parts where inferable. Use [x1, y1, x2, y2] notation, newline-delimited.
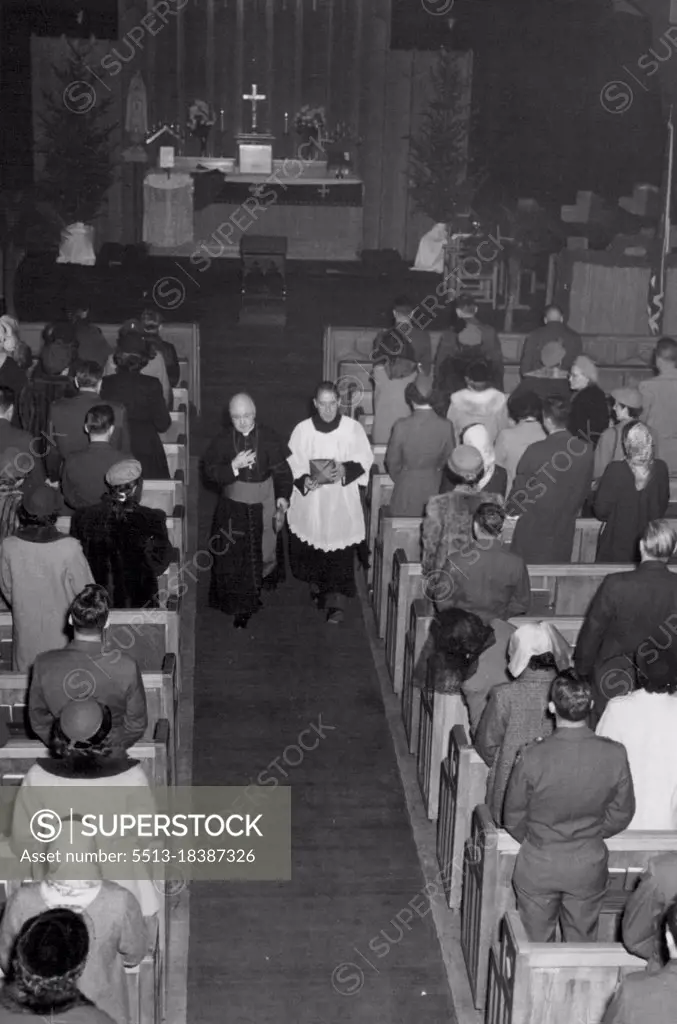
[232, 449, 256, 471]
[305, 461, 343, 492]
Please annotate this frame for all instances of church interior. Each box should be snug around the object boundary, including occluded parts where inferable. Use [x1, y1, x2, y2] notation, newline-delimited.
[2, 1, 677, 1023]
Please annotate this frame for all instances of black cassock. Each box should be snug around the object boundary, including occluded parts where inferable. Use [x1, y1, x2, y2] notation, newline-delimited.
[202, 424, 293, 616]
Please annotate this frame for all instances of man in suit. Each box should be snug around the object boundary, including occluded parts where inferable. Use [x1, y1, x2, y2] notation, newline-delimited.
[0, 386, 44, 494]
[640, 336, 677, 473]
[574, 519, 677, 720]
[503, 672, 635, 942]
[603, 897, 677, 1022]
[46, 359, 129, 481]
[28, 583, 147, 752]
[385, 379, 454, 516]
[507, 395, 594, 563]
[61, 404, 131, 510]
[623, 853, 677, 971]
[519, 304, 582, 377]
[434, 294, 504, 395]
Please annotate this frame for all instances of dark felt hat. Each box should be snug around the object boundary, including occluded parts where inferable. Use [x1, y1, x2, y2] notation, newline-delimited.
[116, 330, 149, 357]
[17, 909, 89, 979]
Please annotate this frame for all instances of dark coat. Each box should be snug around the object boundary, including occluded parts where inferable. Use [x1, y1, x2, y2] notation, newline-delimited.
[18, 371, 77, 453]
[439, 539, 531, 623]
[62, 441, 132, 510]
[594, 459, 669, 563]
[509, 373, 570, 407]
[0, 420, 44, 494]
[72, 320, 111, 368]
[385, 409, 455, 516]
[574, 561, 677, 709]
[519, 321, 582, 376]
[508, 429, 594, 563]
[46, 391, 130, 480]
[29, 637, 147, 750]
[152, 338, 181, 388]
[100, 371, 171, 480]
[568, 383, 609, 448]
[434, 319, 504, 394]
[71, 497, 174, 608]
[0, 358, 28, 426]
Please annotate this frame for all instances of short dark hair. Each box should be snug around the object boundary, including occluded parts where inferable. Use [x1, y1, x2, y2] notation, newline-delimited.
[508, 390, 542, 423]
[529, 652, 557, 671]
[69, 584, 109, 632]
[8, 909, 90, 1008]
[392, 295, 414, 313]
[314, 381, 340, 402]
[73, 360, 103, 388]
[84, 404, 114, 434]
[656, 337, 677, 364]
[541, 395, 570, 429]
[473, 502, 505, 537]
[0, 386, 15, 414]
[465, 360, 490, 387]
[456, 294, 477, 313]
[550, 670, 592, 721]
[113, 350, 148, 373]
[665, 897, 677, 947]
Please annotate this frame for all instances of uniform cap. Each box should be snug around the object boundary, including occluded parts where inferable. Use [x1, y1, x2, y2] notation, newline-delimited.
[105, 459, 142, 486]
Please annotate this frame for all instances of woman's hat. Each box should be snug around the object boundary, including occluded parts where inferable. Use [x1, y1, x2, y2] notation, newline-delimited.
[40, 338, 73, 375]
[59, 699, 104, 742]
[22, 484, 63, 518]
[106, 459, 142, 486]
[116, 331, 149, 357]
[16, 909, 89, 980]
[540, 341, 565, 368]
[448, 444, 483, 478]
[508, 621, 571, 678]
[611, 387, 642, 410]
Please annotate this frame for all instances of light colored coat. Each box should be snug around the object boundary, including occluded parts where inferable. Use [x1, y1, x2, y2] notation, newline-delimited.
[640, 369, 677, 473]
[385, 409, 454, 516]
[447, 387, 509, 443]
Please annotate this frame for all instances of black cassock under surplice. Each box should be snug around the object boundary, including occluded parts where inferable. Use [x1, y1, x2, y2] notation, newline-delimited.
[202, 424, 293, 616]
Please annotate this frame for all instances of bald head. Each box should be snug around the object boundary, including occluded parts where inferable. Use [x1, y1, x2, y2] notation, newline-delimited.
[544, 305, 564, 324]
[229, 393, 256, 435]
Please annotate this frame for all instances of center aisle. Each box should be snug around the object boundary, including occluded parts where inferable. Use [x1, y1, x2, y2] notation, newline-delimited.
[187, 280, 457, 1024]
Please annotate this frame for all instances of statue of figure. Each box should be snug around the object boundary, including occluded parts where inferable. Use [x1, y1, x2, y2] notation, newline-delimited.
[126, 71, 148, 145]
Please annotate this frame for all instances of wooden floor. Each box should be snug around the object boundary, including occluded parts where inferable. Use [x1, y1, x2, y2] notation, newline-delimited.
[186, 285, 458, 1023]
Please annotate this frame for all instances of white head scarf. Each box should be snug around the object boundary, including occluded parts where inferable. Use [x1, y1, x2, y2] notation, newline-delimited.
[508, 621, 572, 678]
[462, 424, 495, 490]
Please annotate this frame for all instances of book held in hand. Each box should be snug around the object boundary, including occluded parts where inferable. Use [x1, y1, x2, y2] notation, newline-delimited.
[309, 459, 335, 484]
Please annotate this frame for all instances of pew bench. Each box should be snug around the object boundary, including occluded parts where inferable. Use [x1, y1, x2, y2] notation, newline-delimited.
[461, 804, 677, 1010]
[486, 910, 644, 1024]
[163, 436, 188, 484]
[374, 513, 421, 638]
[0, 600, 181, 681]
[437, 725, 488, 909]
[137, 479, 186, 515]
[0, 653, 179, 786]
[161, 404, 188, 448]
[365, 471, 394, 588]
[416, 685, 470, 821]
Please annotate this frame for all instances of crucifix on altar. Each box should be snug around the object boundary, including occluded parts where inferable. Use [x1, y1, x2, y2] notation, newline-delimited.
[237, 82, 274, 174]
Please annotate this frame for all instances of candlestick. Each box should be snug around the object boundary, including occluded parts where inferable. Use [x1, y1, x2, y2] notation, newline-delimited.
[220, 108, 224, 131]
[284, 112, 289, 135]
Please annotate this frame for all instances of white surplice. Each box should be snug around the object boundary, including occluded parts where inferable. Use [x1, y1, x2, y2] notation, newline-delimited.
[287, 416, 374, 552]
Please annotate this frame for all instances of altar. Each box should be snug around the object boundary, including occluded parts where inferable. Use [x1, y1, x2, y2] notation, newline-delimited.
[143, 157, 364, 262]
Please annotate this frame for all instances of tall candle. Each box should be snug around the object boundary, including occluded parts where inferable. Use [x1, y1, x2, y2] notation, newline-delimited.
[284, 111, 289, 135]
[220, 109, 224, 130]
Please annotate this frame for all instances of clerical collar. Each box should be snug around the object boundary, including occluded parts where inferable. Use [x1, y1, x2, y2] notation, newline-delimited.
[312, 412, 342, 433]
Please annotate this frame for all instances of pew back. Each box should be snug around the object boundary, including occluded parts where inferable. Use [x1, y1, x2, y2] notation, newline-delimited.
[164, 436, 188, 483]
[437, 725, 488, 909]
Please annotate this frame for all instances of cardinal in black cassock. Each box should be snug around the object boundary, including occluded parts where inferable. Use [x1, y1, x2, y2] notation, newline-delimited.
[202, 393, 293, 628]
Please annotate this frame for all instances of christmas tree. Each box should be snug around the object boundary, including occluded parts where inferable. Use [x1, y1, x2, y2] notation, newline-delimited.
[409, 50, 475, 225]
[38, 39, 116, 225]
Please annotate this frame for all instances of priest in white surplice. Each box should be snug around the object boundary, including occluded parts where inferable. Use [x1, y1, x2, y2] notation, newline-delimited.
[287, 382, 374, 624]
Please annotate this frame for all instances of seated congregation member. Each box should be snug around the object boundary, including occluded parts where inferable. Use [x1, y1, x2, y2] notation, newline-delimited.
[0, 486, 93, 671]
[594, 421, 669, 563]
[602, 898, 677, 1023]
[103, 321, 171, 410]
[19, 327, 77, 447]
[71, 460, 173, 610]
[11, 699, 159, 921]
[203, 393, 292, 629]
[0, 830, 146, 1024]
[68, 305, 111, 367]
[494, 390, 546, 494]
[140, 308, 180, 388]
[371, 352, 418, 446]
[503, 672, 635, 942]
[510, 340, 570, 406]
[593, 387, 653, 487]
[444, 423, 507, 496]
[446, 360, 509, 444]
[568, 355, 609, 448]
[287, 381, 373, 625]
[371, 296, 431, 375]
[434, 294, 504, 395]
[62, 405, 131, 510]
[29, 584, 147, 752]
[640, 335, 677, 473]
[574, 520, 677, 721]
[596, 642, 677, 830]
[46, 360, 129, 481]
[519, 305, 582, 377]
[623, 852, 677, 971]
[0, 909, 116, 1024]
[100, 332, 171, 480]
[0, 387, 44, 494]
[385, 380, 454, 516]
[508, 395, 594, 564]
[475, 621, 571, 825]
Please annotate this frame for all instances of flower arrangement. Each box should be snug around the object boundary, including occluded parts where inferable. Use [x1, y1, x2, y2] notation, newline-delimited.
[187, 99, 215, 132]
[294, 105, 326, 133]
[326, 121, 354, 145]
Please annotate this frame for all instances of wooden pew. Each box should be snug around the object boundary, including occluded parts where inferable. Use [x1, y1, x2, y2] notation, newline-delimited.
[486, 910, 644, 1024]
[386, 547, 426, 683]
[462, 804, 677, 1010]
[0, 600, 182, 680]
[164, 436, 188, 484]
[20, 322, 201, 415]
[0, 653, 179, 786]
[365, 471, 394, 588]
[437, 725, 489, 908]
[374, 516, 421, 637]
[417, 684, 470, 821]
[173, 385, 189, 412]
[161, 404, 188, 448]
[138, 479, 186, 514]
[402, 598, 433, 754]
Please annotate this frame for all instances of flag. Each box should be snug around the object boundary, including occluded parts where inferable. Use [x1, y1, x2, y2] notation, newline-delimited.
[648, 108, 674, 336]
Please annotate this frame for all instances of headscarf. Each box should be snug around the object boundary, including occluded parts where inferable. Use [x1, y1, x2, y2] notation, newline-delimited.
[462, 424, 495, 490]
[507, 621, 572, 678]
[622, 420, 654, 491]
